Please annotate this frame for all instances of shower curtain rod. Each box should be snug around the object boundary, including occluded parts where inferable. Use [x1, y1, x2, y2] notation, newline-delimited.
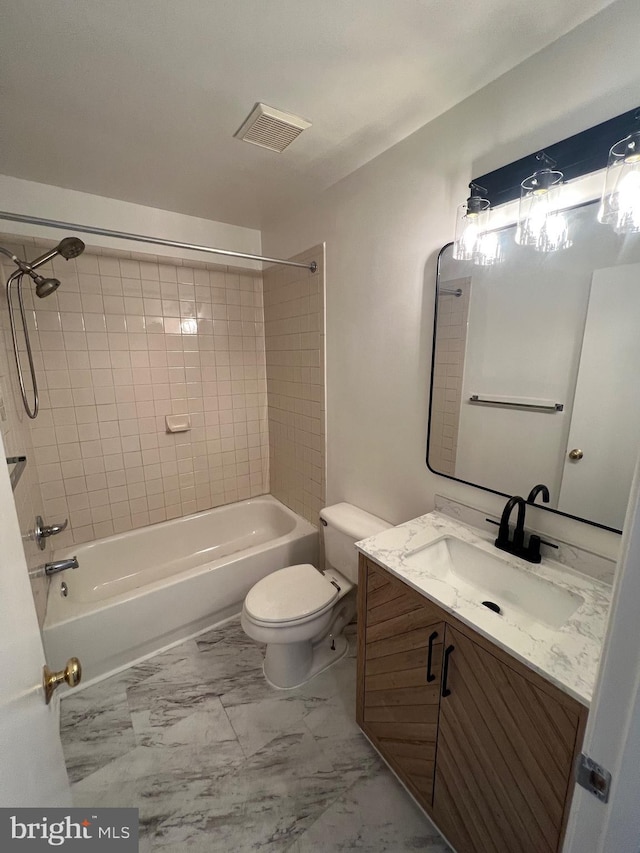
[0, 211, 317, 273]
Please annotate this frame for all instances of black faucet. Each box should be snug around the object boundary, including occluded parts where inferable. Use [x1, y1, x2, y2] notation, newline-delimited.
[527, 484, 550, 505]
[495, 496, 527, 554]
[492, 494, 559, 563]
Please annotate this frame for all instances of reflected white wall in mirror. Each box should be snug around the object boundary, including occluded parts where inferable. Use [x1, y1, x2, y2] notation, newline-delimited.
[429, 199, 640, 532]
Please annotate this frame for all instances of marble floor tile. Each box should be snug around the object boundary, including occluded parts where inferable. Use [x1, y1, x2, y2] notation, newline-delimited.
[224, 695, 310, 758]
[61, 688, 136, 783]
[60, 616, 449, 852]
[72, 740, 246, 837]
[289, 769, 453, 852]
[127, 672, 230, 731]
[131, 697, 238, 748]
[150, 730, 372, 852]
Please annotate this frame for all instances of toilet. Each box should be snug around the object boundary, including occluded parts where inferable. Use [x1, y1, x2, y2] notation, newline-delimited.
[241, 502, 392, 688]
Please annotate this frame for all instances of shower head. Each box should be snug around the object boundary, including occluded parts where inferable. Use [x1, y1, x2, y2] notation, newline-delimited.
[7, 264, 62, 298]
[34, 276, 61, 298]
[27, 236, 86, 270]
[56, 237, 85, 260]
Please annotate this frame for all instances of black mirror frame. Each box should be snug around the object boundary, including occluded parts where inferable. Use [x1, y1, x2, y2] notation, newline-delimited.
[426, 222, 623, 535]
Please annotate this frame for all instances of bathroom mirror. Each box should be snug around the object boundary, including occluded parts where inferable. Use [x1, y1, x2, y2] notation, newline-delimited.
[428, 198, 640, 532]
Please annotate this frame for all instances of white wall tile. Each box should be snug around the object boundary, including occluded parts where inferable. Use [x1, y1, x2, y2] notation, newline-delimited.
[2, 245, 270, 554]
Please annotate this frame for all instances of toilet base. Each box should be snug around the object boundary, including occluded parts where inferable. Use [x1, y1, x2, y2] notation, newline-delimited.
[263, 633, 349, 690]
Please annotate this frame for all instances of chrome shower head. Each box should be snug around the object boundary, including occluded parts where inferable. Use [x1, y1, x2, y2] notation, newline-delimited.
[34, 276, 61, 298]
[56, 237, 85, 260]
[27, 236, 86, 270]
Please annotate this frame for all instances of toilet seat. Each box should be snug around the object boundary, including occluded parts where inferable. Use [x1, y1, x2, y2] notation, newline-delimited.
[244, 564, 339, 625]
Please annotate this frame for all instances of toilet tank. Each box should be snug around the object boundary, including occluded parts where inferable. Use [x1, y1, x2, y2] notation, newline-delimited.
[320, 502, 392, 584]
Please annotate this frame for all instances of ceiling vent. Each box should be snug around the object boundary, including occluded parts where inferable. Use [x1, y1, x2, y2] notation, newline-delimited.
[234, 103, 311, 153]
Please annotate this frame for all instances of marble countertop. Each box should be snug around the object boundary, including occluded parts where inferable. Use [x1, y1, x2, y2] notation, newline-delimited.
[356, 511, 612, 706]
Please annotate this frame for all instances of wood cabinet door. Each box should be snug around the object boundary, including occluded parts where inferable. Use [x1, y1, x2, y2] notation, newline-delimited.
[432, 624, 583, 853]
[357, 559, 445, 810]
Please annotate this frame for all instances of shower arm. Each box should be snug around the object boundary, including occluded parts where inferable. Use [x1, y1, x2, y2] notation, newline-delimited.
[0, 245, 46, 278]
[6, 269, 40, 419]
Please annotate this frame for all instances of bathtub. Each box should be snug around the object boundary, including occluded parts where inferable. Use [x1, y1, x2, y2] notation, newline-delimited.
[43, 496, 318, 686]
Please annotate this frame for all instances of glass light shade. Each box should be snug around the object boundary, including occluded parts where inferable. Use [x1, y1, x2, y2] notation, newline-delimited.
[515, 169, 571, 252]
[453, 199, 490, 261]
[598, 130, 640, 234]
[473, 228, 503, 266]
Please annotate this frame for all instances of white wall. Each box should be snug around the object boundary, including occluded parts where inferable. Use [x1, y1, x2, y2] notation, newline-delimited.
[261, 0, 640, 559]
[0, 175, 262, 269]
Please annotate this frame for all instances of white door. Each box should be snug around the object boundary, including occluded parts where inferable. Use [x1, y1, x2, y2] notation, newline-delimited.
[558, 263, 640, 530]
[0, 429, 71, 806]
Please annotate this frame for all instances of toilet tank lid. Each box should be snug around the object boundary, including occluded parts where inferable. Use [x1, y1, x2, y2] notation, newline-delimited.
[320, 502, 393, 539]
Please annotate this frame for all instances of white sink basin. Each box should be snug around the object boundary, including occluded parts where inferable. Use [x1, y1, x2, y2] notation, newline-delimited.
[405, 536, 583, 631]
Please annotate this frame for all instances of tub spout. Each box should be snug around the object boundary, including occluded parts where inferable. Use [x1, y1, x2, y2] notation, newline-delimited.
[44, 557, 79, 576]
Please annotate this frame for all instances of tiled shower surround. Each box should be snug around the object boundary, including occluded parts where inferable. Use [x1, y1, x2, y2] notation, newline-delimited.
[264, 246, 325, 525]
[0, 236, 269, 551]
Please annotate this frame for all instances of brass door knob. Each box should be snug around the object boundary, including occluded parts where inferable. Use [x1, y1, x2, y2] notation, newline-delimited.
[43, 657, 82, 705]
[568, 448, 584, 461]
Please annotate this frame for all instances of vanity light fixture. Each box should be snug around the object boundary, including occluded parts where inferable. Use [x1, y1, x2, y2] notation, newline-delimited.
[453, 183, 490, 262]
[453, 108, 640, 265]
[515, 152, 571, 252]
[598, 113, 640, 234]
[452, 183, 503, 265]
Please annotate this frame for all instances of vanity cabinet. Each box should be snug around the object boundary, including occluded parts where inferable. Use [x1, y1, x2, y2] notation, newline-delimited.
[358, 560, 445, 806]
[356, 556, 588, 853]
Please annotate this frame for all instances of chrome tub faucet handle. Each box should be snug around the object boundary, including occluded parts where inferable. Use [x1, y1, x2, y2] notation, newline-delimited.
[34, 515, 68, 550]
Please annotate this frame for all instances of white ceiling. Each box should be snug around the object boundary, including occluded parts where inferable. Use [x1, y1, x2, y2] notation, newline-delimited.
[0, 0, 617, 229]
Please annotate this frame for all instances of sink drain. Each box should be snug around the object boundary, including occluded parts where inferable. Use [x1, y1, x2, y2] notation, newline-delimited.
[482, 600, 501, 614]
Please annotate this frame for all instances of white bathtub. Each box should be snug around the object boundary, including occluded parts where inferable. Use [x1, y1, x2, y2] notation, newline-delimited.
[43, 496, 318, 685]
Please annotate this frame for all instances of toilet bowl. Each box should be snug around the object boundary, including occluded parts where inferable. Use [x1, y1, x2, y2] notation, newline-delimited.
[241, 563, 355, 688]
[241, 503, 391, 688]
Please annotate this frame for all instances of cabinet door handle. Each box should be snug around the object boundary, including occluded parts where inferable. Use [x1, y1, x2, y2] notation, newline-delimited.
[426, 630, 438, 682]
[442, 644, 455, 697]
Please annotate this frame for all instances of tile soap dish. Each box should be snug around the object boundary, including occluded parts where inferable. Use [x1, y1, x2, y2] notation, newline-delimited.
[165, 415, 191, 434]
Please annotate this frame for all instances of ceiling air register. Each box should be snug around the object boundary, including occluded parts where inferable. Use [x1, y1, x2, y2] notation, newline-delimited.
[235, 103, 311, 153]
